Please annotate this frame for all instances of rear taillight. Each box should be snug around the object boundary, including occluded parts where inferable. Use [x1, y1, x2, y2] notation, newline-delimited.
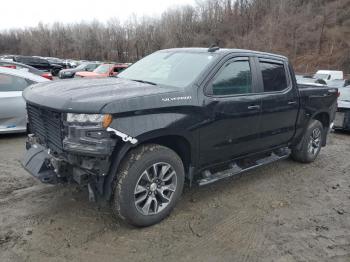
[337, 91, 340, 97]
[1, 65, 16, 69]
[41, 73, 53, 80]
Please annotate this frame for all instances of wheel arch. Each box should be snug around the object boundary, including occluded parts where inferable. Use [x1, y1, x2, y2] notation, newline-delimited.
[312, 111, 330, 129]
[312, 111, 330, 146]
[103, 129, 196, 200]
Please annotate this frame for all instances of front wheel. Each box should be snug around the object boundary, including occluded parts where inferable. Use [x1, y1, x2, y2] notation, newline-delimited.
[291, 119, 323, 163]
[112, 144, 185, 227]
[51, 69, 60, 76]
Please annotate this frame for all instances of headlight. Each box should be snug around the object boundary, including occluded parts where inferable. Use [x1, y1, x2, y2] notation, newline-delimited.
[66, 113, 112, 128]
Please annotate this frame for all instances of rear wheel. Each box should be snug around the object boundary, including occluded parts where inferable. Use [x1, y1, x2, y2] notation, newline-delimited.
[112, 144, 185, 227]
[291, 120, 323, 163]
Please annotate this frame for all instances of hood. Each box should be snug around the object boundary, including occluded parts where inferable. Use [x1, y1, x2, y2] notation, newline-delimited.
[76, 71, 103, 77]
[23, 77, 182, 113]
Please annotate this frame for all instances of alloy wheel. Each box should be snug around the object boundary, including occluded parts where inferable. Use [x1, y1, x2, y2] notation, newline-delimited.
[134, 162, 177, 215]
[308, 128, 321, 155]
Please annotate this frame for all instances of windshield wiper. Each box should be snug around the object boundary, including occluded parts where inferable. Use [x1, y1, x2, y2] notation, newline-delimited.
[130, 79, 157, 85]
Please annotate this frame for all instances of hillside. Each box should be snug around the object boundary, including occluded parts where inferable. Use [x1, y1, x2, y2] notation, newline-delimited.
[0, 0, 349, 74]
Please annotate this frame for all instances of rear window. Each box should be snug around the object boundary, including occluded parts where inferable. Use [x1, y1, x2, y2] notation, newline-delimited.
[0, 74, 30, 91]
[114, 66, 126, 73]
[259, 61, 288, 92]
[314, 73, 329, 80]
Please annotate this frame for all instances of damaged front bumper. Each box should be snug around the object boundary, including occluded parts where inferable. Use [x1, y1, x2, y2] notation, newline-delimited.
[21, 130, 117, 185]
[21, 143, 65, 184]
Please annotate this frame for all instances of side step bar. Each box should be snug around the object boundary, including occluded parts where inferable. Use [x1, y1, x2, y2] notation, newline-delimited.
[198, 148, 291, 186]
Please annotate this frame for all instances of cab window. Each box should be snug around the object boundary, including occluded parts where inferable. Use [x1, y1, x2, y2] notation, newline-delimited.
[211, 60, 252, 96]
[259, 61, 288, 92]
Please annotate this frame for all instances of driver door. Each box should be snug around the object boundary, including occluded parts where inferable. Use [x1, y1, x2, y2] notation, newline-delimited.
[199, 57, 262, 167]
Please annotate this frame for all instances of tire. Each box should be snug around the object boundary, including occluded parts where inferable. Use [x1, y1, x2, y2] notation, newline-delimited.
[291, 119, 323, 163]
[112, 144, 185, 227]
[51, 69, 60, 76]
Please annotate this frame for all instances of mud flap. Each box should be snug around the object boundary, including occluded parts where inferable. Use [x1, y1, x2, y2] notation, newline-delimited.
[21, 145, 59, 184]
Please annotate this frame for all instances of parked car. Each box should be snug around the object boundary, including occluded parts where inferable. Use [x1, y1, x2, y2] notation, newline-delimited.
[13, 56, 63, 76]
[75, 63, 128, 78]
[0, 55, 16, 61]
[0, 60, 53, 80]
[327, 79, 350, 88]
[59, 62, 101, 79]
[333, 87, 350, 131]
[0, 67, 49, 134]
[314, 70, 344, 83]
[22, 47, 337, 226]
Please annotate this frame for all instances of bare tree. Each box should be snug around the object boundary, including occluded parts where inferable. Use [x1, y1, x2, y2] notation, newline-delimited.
[0, 0, 349, 72]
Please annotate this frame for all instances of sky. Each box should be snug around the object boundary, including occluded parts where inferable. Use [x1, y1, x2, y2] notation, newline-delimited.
[0, 0, 196, 30]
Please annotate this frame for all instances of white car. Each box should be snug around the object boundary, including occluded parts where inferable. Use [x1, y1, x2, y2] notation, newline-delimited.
[314, 70, 344, 83]
[0, 67, 49, 133]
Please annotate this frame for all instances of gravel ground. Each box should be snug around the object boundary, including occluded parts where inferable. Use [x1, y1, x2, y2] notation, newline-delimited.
[0, 132, 349, 262]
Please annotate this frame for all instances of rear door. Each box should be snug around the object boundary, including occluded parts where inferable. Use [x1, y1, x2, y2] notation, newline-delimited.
[255, 58, 299, 149]
[199, 56, 263, 167]
[0, 73, 31, 132]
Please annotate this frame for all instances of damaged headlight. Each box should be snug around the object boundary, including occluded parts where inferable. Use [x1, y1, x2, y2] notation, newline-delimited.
[66, 113, 112, 128]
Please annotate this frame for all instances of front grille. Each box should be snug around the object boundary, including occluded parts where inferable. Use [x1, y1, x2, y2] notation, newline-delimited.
[27, 103, 64, 153]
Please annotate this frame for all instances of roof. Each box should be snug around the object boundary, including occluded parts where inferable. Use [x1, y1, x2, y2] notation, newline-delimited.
[0, 67, 49, 83]
[316, 70, 343, 74]
[158, 47, 288, 60]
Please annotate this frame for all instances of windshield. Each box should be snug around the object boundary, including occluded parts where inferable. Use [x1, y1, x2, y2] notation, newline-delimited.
[339, 88, 350, 101]
[75, 63, 88, 70]
[118, 51, 217, 88]
[93, 64, 112, 74]
[314, 73, 329, 80]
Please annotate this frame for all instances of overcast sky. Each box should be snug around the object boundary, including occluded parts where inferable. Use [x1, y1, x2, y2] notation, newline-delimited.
[0, 0, 196, 30]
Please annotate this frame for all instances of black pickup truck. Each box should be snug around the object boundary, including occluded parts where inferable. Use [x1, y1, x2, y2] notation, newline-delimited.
[22, 47, 338, 226]
[14, 56, 63, 76]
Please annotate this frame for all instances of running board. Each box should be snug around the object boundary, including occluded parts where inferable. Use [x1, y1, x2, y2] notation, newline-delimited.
[198, 148, 291, 186]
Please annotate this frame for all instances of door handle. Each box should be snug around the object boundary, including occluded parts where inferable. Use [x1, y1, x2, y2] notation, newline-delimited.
[247, 105, 260, 110]
[288, 101, 297, 105]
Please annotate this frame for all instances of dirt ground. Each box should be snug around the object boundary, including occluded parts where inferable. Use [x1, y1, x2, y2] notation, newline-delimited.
[0, 132, 349, 262]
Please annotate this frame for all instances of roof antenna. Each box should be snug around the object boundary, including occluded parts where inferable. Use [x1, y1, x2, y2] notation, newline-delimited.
[208, 44, 219, 52]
